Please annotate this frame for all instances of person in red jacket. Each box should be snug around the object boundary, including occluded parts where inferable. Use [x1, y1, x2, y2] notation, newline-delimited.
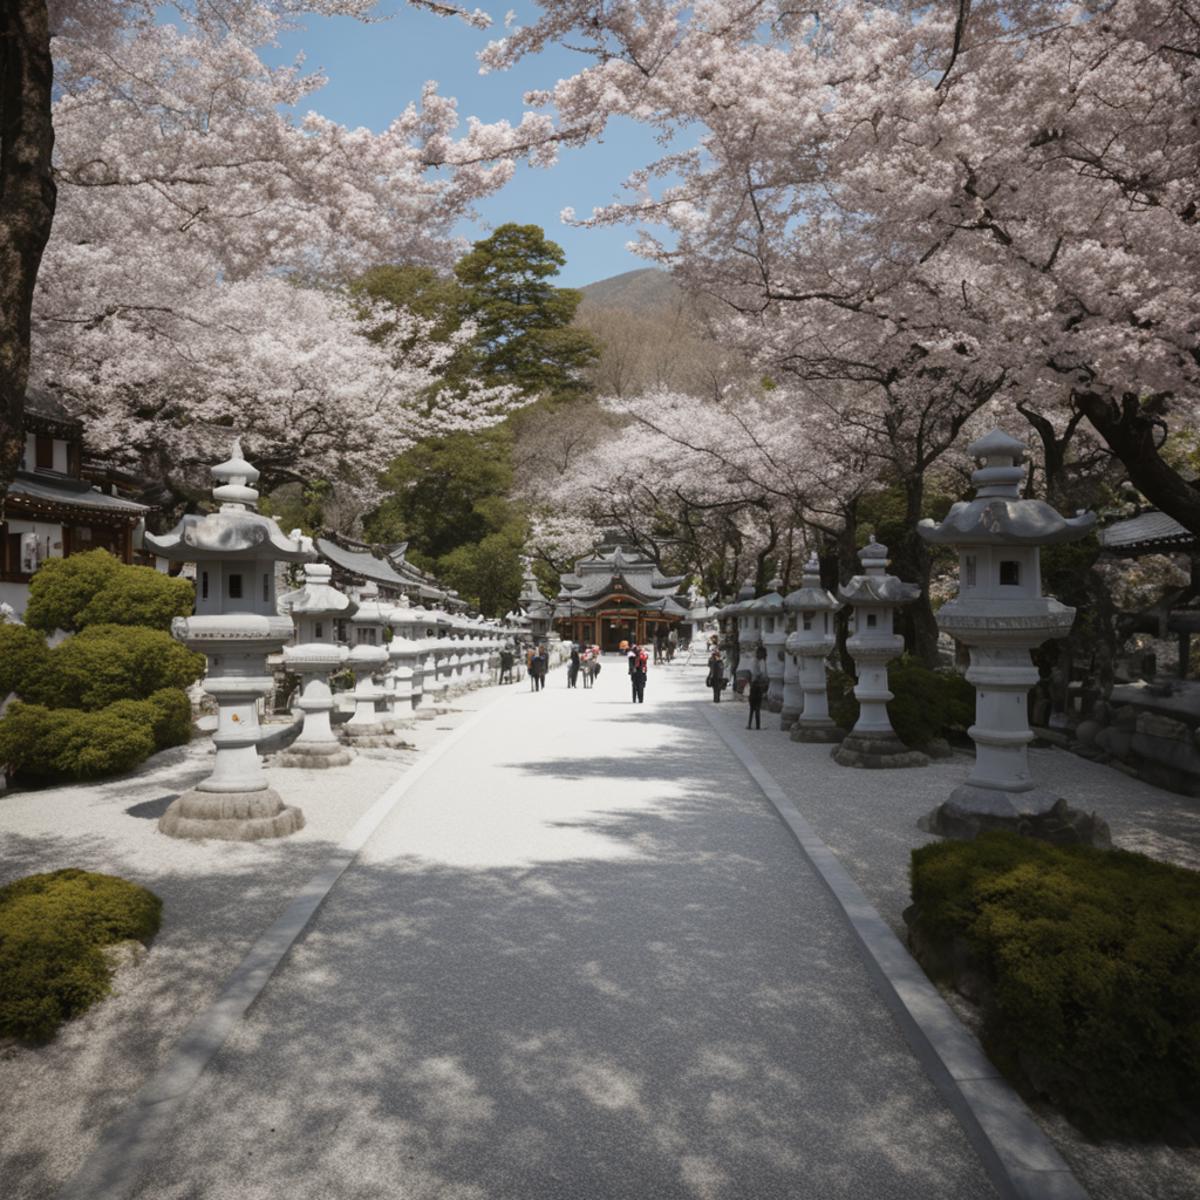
[628, 644, 648, 703]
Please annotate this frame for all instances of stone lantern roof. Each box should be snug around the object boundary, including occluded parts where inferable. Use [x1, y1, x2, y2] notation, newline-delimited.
[838, 537, 920, 606]
[749, 577, 785, 613]
[278, 562, 357, 620]
[146, 440, 313, 564]
[784, 553, 841, 613]
[919, 429, 1096, 547]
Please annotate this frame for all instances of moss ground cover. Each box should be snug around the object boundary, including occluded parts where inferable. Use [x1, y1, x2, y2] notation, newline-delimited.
[908, 833, 1200, 1140]
[0, 869, 162, 1042]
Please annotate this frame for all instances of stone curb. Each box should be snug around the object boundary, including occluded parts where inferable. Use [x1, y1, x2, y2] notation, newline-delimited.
[702, 705, 1091, 1200]
[58, 690, 509, 1200]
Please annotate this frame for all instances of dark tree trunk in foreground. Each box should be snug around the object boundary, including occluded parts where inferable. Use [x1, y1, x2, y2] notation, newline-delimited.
[0, 0, 55, 489]
[1075, 391, 1200, 536]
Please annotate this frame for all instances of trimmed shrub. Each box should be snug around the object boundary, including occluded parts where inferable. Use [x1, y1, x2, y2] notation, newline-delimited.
[0, 868, 161, 1041]
[106, 689, 192, 752]
[0, 623, 51, 698]
[0, 702, 156, 781]
[908, 833, 1200, 1139]
[24, 549, 193, 634]
[22, 624, 204, 711]
[828, 654, 973, 748]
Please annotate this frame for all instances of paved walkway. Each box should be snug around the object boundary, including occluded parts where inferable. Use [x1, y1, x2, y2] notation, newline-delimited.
[123, 661, 996, 1199]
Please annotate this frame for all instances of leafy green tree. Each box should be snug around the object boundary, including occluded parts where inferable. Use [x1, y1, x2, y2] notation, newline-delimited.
[453, 223, 599, 402]
[436, 520, 528, 617]
[0, 624, 51, 697]
[366, 427, 516, 562]
[350, 264, 467, 355]
[24, 550, 194, 634]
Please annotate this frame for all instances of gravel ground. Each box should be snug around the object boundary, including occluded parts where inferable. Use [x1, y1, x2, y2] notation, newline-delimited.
[0, 685, 504, 1200]
[700, 667, 1200, 1200]
[117, 659, 996, 1200]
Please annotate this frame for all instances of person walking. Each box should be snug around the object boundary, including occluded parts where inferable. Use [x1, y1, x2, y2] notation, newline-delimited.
[529, 646, 546, 692]
[707, 649, 725, 702]
[667, 627, 678, 663]
[747, 672, 766, 729]
[568, 644, 581, 689]
[629, 643, 648, 704]
[499, 647, 514, 684]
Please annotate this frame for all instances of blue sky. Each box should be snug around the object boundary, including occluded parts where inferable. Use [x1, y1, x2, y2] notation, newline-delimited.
[267, 5, 665, 287]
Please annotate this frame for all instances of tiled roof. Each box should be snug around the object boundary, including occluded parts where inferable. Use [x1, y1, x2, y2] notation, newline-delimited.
[1099, 510, 1197, 552]
[9, 471, 147, 516]
[316, 537, 444, 599]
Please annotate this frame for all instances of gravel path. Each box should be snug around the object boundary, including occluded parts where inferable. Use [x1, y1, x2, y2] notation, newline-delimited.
[106, 659, 997, 1200]
[702, 669, 1200, 1200]
[0, 688, 502, 1200]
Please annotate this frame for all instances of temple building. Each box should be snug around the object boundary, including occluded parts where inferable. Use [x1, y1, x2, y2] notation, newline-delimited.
[553, 541, 690, 650]
[0, 391, 149, 616]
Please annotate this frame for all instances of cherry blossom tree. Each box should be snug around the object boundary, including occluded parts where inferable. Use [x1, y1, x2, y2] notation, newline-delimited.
[8, 1, 549, 504]
[483, 0, 1200, 531]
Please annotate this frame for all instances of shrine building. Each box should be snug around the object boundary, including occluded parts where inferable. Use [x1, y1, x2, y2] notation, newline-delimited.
[553, 542, 690, 651]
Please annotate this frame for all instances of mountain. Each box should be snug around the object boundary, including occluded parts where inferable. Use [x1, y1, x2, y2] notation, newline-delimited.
[578, 268, 681, 314]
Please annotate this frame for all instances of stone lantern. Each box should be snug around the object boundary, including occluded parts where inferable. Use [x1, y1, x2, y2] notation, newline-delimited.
[146, 441, 313, 840]
[917, 429, 1109, 844]
[343, 581, 394, 744]
[758, 578, 787, 712]
[786, 554, 843, 743]
[832, 537, 929, 769]
[386, 593, 422, 715]
[733, 580, 759, 691]
[277, 562, 356, 769]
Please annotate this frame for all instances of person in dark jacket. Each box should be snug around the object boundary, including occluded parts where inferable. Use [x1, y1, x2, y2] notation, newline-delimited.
[529, 647, 547, 692]
[707, 651, 725, 702]
[747, 673, 767, 729]
[568, 645, 581, 688]
[629, 644, 648, 703]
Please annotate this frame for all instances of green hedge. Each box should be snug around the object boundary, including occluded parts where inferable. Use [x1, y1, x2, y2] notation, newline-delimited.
[0, 691, 195, 781]
[0, 868, 162, 1042]
[909, 833, 1200, 1138]
[829, 655, 974, 748]
[23, 549, 194, 633]
[0, 624, 52, 698]
[20, 624, 204, 711]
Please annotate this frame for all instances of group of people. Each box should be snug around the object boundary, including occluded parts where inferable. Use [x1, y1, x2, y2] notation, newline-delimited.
[706, 636, 768, 728]
[652, 629, 679, 665]
[567, 644, 601, 689]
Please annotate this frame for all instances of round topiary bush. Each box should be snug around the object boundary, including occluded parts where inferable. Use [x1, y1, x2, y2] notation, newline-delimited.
[0, 868, 162, 1042]
[23, 549, 194, 634]
[21, 624, 204, 711]
[828, 655, 973, 748]
[0, 623, 51, 698]
[0, 702, 157, 781]
[908, 833, 1200, 1140]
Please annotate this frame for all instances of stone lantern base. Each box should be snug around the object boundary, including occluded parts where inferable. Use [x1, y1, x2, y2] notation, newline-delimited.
[790, 720, 843, 744]
[159, 787, 305, 841]
[920, 784, 1111, 848]
[832, 731, 929, 769]
[276, 742, 354, 769]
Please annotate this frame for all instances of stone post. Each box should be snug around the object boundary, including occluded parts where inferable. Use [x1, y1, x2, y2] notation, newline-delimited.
[759, 579, 787, 713]
[786, 554, 843, 743]
[832, 537, 929, 769]
[276, 562, 355, 768]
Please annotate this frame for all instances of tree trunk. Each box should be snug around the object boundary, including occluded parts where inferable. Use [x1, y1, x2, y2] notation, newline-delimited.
[1075, 391, 1200, 535]
[0, 1, 55, 490]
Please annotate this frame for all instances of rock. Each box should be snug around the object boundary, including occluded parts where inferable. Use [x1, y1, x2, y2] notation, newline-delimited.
[1074, 719, 1102, 748]
[1095, 726, 1132, 760]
